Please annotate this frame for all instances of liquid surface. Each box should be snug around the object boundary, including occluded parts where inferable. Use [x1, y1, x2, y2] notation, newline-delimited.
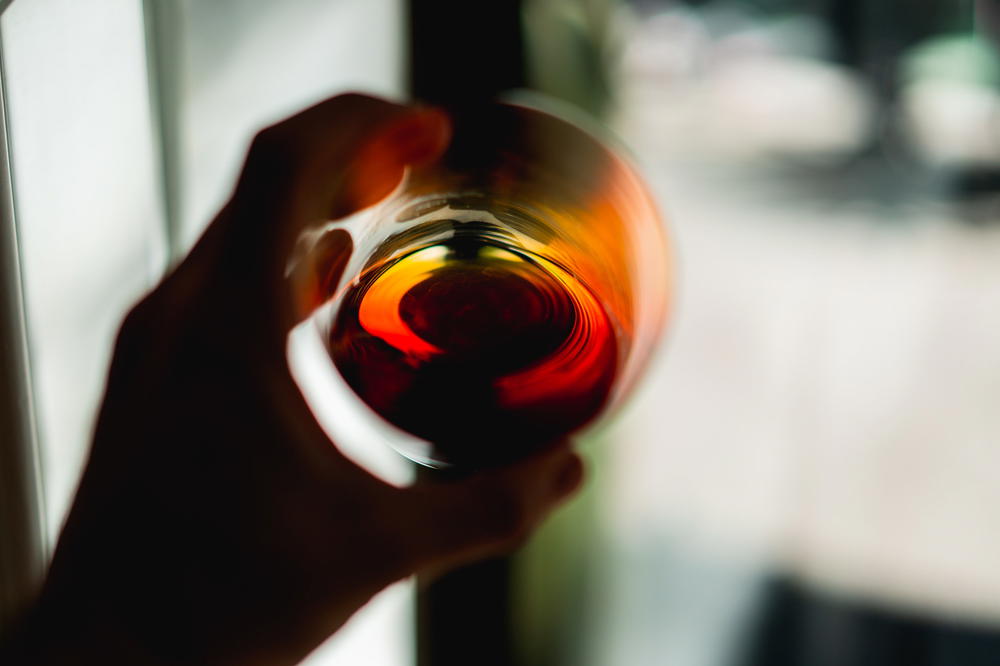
[328, 231, 618, 466]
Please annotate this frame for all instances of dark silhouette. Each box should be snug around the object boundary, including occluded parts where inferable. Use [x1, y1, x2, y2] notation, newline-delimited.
[0, 93, 583, 665]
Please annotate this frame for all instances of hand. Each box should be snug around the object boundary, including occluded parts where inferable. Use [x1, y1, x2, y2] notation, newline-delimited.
[6, 94, 583, 665]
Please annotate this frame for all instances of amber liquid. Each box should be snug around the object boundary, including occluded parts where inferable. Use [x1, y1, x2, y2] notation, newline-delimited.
[328, 228, 618, 467]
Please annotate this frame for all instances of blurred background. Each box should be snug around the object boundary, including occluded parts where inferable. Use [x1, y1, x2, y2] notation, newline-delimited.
[1, 0, 998, 664]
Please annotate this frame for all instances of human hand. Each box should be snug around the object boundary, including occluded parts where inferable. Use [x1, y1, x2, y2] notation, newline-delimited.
[8, 93, 583, 665]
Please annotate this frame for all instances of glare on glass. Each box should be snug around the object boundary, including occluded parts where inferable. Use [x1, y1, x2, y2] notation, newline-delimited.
[294, 101, 672, 469]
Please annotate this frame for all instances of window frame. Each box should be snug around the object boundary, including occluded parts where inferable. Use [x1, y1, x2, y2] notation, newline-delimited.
[0, 0, 175, 629]
[0, 0, 47, 629]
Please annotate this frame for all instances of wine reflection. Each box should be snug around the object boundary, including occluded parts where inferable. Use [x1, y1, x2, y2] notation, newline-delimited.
[328, 213, 617, 467]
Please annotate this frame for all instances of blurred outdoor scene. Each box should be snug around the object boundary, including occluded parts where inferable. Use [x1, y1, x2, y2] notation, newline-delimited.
[6, 0, 999, 664]
[554, 0, 1000, 664]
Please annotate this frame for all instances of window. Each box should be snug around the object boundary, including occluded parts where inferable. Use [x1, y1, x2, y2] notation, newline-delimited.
[0, 0, 410, 663]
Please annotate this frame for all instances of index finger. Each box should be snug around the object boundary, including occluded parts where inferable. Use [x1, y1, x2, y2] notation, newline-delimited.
[239, 93, 448, 259]
[177, 93, 450, 336]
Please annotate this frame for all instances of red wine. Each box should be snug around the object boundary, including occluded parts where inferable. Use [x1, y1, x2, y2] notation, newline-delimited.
[328, 232, 618, 467]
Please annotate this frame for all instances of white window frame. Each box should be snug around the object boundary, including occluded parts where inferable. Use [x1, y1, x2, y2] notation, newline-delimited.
[0, 0, 47, 629]
[0, 0, 174, 628]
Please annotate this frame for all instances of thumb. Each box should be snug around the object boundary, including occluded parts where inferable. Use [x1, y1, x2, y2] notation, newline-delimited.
[399, 447, 585, 573]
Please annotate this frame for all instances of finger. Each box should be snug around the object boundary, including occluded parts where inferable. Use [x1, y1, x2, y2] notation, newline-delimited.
[160, 94, 450, 355]
[331, 107, 451, 219]
[234, 95, 449, 270]
[283, 99, 449, 316]
[253, 101, 448, 334]
[396, 446, 585, 573]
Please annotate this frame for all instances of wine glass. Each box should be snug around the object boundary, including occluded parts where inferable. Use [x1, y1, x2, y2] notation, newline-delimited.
[290, 97, 671, 470]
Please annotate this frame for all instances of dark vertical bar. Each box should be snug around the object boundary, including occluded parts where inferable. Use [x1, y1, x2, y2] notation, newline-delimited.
[416, 553, 515, 666]
[0, 26, 46, 631]
[408, 3, 527, 663]
[408, 0, 526, 106]
[827, 0, 865, 69]
[414, 464, 519, 666]
[141, 0, 184, 261]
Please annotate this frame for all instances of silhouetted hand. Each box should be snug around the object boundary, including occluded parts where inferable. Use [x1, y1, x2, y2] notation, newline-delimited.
[5, 94, 583, 665]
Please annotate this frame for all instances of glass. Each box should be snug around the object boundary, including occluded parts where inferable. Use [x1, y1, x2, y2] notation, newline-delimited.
[295, 98, 671, 469]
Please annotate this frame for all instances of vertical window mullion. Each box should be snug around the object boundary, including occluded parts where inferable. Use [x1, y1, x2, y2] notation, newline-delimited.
[0, 18, 46, 630]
